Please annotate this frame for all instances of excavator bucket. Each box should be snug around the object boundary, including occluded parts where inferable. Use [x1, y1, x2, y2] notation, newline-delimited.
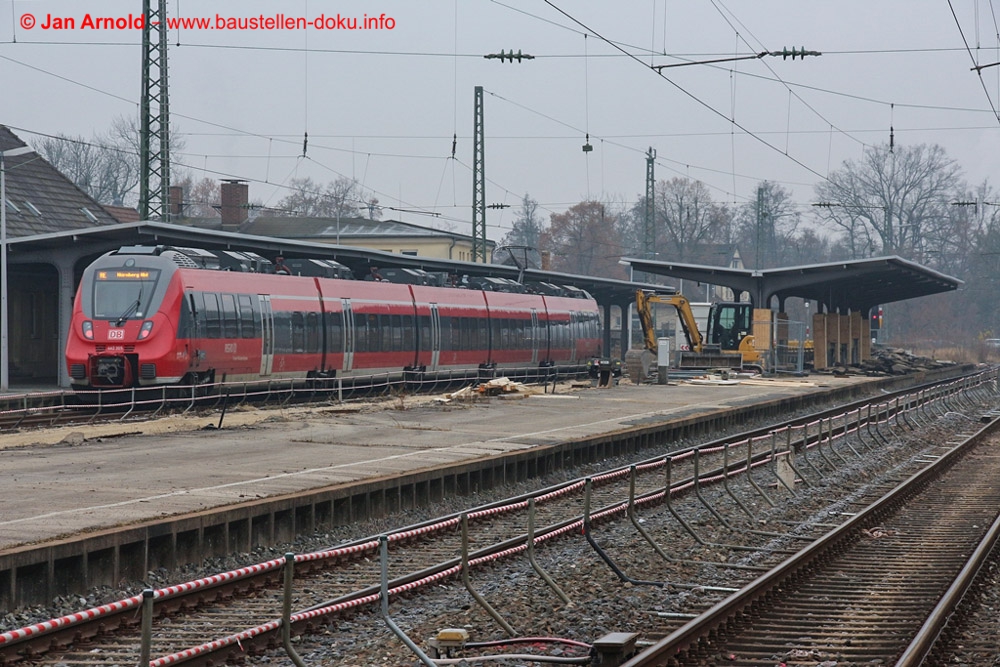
[624, 348, 656, 383]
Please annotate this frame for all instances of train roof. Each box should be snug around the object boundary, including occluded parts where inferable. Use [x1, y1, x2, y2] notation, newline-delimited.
[98, 245, 596, 299]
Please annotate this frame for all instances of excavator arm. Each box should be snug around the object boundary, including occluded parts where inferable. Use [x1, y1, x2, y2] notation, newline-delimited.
[634, 289, 702, 353]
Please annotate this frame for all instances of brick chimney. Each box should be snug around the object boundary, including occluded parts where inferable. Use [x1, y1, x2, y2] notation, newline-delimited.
[220, 180, 249, 230]
[540, 250, 551, 271]
[168, 185, 183, 219]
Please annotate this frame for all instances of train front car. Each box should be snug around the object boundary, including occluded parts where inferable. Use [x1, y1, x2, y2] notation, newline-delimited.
[66, 248, 188, 390]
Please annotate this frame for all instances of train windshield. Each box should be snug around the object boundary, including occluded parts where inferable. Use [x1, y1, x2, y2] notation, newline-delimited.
[90, 268, 162, 322]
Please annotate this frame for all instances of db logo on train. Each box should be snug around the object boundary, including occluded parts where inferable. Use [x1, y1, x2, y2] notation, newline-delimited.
[108, 329, 125, 340]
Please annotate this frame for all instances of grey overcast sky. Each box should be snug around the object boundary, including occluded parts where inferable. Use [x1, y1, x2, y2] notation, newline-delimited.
[2, 1, 999, 241]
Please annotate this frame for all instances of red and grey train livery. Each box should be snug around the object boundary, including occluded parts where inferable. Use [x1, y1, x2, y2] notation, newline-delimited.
[65, 246, 603, 390]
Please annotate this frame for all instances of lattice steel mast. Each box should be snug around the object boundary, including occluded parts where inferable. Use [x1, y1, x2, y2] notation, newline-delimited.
[139, 0, 170, 221]
[471, 86, 486, 263]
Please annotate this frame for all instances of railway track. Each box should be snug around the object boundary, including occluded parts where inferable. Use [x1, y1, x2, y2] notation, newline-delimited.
[0, 371, 995, 667]
[625, 409, 1000, 666]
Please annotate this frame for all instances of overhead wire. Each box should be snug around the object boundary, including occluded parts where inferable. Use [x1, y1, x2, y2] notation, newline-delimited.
[948, 0, 1000, 124]
[708, 0, 869, 149]
[6, 120, 827, 230]
[540, 1, 830, 183]
[8, 5, 1000, 229]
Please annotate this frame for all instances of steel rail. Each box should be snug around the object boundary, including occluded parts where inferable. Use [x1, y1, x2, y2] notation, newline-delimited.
[622, 410, 1000, 667]
[894, 494, 1000, 666]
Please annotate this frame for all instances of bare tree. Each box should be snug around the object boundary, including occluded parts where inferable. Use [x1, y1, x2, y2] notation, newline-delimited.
[653, 178, 729, 261]
[814, 143, 963, 259]
[734, 181, 801, 268]
[38, 114, 183, 207]
[171, 174, 220, 218]
[276, 176, 367, 218]
[500, 193, 545, 249]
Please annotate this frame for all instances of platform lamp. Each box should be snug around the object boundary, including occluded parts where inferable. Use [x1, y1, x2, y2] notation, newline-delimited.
[1, 145, 33, 391]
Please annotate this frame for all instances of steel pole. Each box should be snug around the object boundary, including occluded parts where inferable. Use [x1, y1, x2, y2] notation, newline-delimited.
[1, 152, 8, 391]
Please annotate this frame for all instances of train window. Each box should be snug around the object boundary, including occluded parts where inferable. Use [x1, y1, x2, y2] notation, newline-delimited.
[221, 294, 238, 338]
[90, 268, 161, 321]
[292, 312, 305, 353]
[391, 315, 403, 351]
[204, 293, 221, 338]
[366, 315, 376, 353]
[272, 312, 291, 353]
[490, 318, 500, 352]
[368, 315, 390, 352]
[374, 314, 385, 352]
[402, 314, 414, 350]
[354, 315, 368, 353]
[418, 315, 431, 352]
[306, 312, 320, 353]
[326, 311, 343, 354]
[238, 295, 256, 339]
[470, 317, 481, 351]
[460, 317, 469, 352]
[448, 316, 460, 351]
[379, 314, 392, 352]
[462, 316, 473, 351]
[361, 313, 381, 353]
[477, 317, 488, 350]
[438, 316, 451, 351]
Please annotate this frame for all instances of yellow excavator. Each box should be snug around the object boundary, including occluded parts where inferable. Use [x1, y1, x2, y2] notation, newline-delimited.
[625, 289, 766, 381]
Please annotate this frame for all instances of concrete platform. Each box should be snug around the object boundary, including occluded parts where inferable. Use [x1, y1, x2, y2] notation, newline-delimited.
[4, 367, 979, 610]
[0, 375, 882, 553]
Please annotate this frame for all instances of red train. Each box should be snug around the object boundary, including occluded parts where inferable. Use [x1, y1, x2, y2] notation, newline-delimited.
[65, 245, 603, 390]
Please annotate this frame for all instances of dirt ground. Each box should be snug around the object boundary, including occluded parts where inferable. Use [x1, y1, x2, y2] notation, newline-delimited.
[0, 382, 552, 450]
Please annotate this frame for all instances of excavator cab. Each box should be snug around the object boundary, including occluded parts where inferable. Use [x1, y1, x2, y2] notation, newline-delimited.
[705, 302, 754, 352]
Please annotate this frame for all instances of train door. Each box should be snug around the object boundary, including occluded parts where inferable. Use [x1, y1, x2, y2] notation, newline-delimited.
[429, 304, 441, 370]
[342, 299, 355, 371]
[530, 309, 539, 365]
[258, 295, 274, 376]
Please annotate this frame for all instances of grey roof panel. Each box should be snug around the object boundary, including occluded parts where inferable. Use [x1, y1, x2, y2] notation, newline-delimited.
[0, 126, 119, 237]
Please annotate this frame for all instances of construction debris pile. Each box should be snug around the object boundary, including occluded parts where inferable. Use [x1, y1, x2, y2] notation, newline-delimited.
[849, 346, 957, 376]
[439, 377, 538, 402]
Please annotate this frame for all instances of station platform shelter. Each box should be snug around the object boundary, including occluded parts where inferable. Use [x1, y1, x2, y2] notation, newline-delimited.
[620, 256, 963, 370]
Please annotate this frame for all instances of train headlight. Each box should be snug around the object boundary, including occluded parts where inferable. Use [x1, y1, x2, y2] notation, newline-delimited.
[138, 320, 154, 340]
[82, 320, 94, 340]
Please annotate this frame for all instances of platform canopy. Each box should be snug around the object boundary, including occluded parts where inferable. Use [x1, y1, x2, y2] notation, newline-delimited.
[11, 221, 666, 308]
[620, 256, 962, 313]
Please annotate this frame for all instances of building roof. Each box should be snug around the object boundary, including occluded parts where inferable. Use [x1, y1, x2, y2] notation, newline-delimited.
[0, 125, 119, 237]
[102, 204, 141, 223]
[620, 255, 962, 312]
[239, 215, 491, 244]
